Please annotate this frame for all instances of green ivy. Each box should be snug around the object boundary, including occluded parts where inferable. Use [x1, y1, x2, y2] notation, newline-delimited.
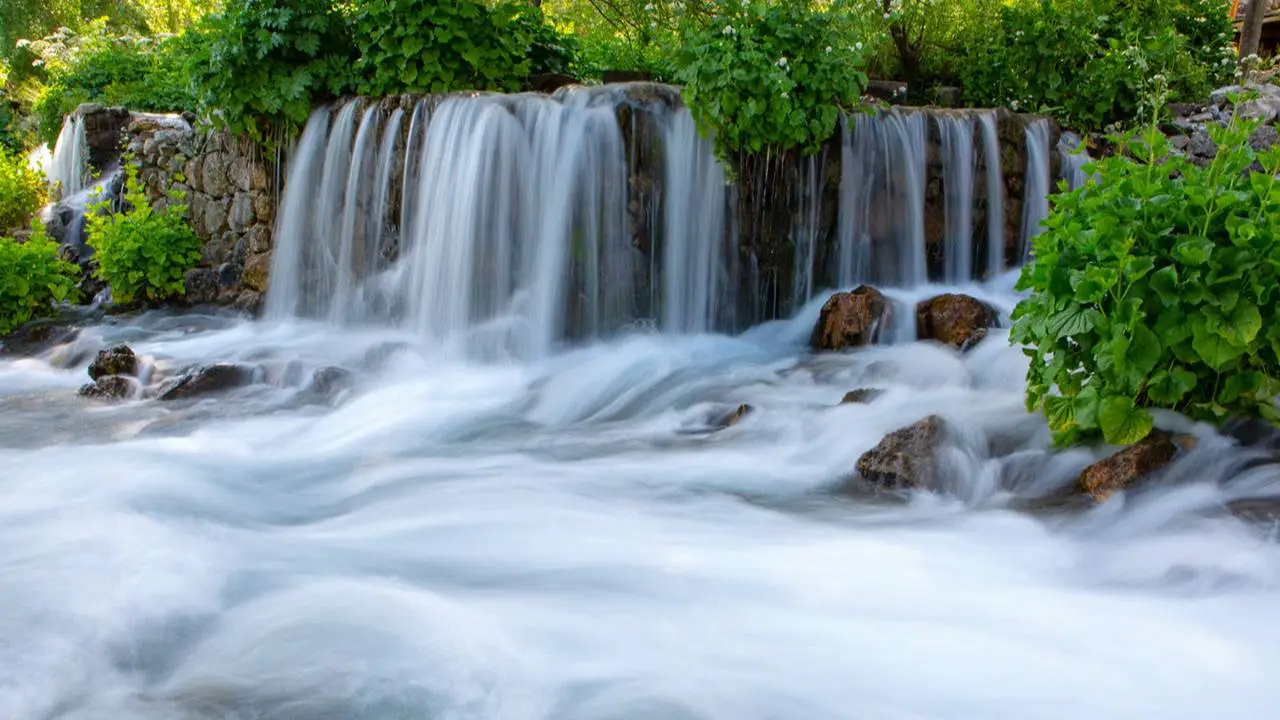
[1010, 107, 1280, 446]
[86, 163, 201, 306]
[352, 0, 543, 96]
[184, 0, 356, 140]
[0, 147, 47, 232]
[675, 0, 868, 168]
[0, 223, 80, 336]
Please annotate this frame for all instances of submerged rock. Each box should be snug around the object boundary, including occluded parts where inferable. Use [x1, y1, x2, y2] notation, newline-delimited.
[1076, 431, 1178, 502]
[157, 363, 255, 401]
[78, 375, 137, 401]
[720, 403, 754, 428]
[0, 323, 80, 357]
[915, 294, 998, 350]
[811, 286, 891, 351]
[840, 388, 884, 405]
[88, 345, 138, 380]
[855, 415, 945, 489]
[310, 365, 354, 398]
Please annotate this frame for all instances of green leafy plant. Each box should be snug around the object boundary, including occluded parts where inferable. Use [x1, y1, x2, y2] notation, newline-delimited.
[961, 0, 1227, 132]
[0, 147, 47, 232]
[0, 223, 80, 336]
[86, 163, 201, 305]
[352, 0, 546, 96]
[1010, 107, 1280, 446]
[30, 22, 197, 145]
[185, 0, 355, 140]
[675, 0, 868, 167]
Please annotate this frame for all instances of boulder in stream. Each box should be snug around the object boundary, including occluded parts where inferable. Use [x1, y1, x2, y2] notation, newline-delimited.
[88, 345, 138, 380]
[811, 286, 891, 351]
[719, 403, 754, 428]
[855, 415, 945, 489]
[1076, 431, 1178, 502]
[78, 375, 137, 401]
[157, 363, 255, 401]
[915, 294, 998, 350]
[840, 388, 884, 405]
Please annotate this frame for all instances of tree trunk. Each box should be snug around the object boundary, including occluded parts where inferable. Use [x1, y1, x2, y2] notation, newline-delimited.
[1240, 0, 1268, 61]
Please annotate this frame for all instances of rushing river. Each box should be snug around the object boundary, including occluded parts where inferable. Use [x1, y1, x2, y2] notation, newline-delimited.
[3, 282, 1280, 720]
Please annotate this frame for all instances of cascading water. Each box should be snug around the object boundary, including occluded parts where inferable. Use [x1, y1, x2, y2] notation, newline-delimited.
[1059, 131, 1093, 191]
[937, 114, 976, 284]
[265, 105, 334, 319]
[836, 110, 927, 289]
[659, 108, 732, 334]
[1021, 119, 1052, 261]
[977, 112, 1005, 279]
[790, 153, 825, 310]
[47, 115, 87, 200]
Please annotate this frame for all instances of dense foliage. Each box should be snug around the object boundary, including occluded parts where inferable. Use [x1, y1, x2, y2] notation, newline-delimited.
[0, 225, 80, 336]
[86, 164, 201, 305]
[676, 1, 868, 165]
[354, 0, 550, 95]
[183, 0, 356, 140]
[0, 148, 48, 233]
[27, 21, 196, 144]
[1011, 111, 1280, 446]
[962, 0, 1236, 131]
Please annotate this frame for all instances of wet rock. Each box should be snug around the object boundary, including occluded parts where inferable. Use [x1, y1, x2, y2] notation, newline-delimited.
[252, 194, 274, 224]
[233, 290, 263, 316]
[310, 366, 354, 398]
[855, 415, 945, 489]
[88, 344, 138, 380]
[243, 252, 272, 292]
[78, 375, 137, 401]
[228, 192, 256, 233]
[0, 323, 80, 357]
[202, 152, 233, 197]
[157, 363, 255, 401]
[184, 268, 219, 305]
[246, 225, 272, 253]
[840, 388, 884, 405]
[362, 341, 411, 370]
[811, 286, 891, 351]
[1076, 431, 1177, 502]
[719, 403, 753, 428]
[915, 293, 998, 350]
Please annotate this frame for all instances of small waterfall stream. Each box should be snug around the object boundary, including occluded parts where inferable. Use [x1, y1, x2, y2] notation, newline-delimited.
[48, 116, 87, 200]
[1021, 118, 1052, 261]
[937, 114, 976, 284]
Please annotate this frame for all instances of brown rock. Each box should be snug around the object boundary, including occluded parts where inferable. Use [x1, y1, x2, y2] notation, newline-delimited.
[721, 403, 753, 428]
[243, 252, 272, 292]
[855, 415, 945, 489]
[203, 197, 231, 236]
[78, 375, 137, 401]
[915, 293, 998, 350]
[252, 193, 274, 224]
[1077, 431, 1177, 502]
[811, 286, 892, 351]
[157, 363, 255, 401]
[233, 290, 263, 316]
[185, 156, 205, 193]
[246, 225, 272, 253]
[88, 345, 138, 380]
[841, 388, 884, 404]
[201, 152, 233, 197]
[183, 268, 219, 305]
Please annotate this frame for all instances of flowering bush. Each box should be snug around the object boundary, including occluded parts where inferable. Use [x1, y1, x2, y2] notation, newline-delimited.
[675, 0, 868, 168]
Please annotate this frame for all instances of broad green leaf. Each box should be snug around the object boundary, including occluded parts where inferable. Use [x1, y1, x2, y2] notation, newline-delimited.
[1191, 316, 1247, 370]
[1173, 236, 1213, 266]
[1098, 394, 1154, 445]
[1146, 367, 1197, 405]
[1046, 305, 1099, 340]
[1044, 395, 1076, 433]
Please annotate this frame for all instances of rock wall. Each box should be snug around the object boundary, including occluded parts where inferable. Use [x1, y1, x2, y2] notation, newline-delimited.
[129, 118, 279, 314]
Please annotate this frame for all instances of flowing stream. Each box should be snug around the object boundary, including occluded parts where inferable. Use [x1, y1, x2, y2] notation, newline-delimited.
[3, 277, 1280, 719]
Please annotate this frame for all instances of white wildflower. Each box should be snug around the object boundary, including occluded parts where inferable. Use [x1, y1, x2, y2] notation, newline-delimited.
[645, 3, 655, 10]
[722, 25, 735, 36]
[650, 21, 657, 29]
[781, 91, 788, 98]
[855, 41, 863, 51]
[883, 12, 891, 20]
[777, 56, 788, 68]
[1011, 99, 1020, 110]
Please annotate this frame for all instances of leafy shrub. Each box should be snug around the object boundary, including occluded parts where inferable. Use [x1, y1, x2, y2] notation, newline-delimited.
[510, 5, 583, 78]
[961, 0, 1226, 131]
[28, 21, 197, 145]
[185, 0, 355, 139]
[0, 224, 80, 336]
[0, 147, 47, 232]
[675, 0, 868, 166]
[1010, 112, 1280, 446]
[353, 0, 557, 95]
[86, 163, 201, 305]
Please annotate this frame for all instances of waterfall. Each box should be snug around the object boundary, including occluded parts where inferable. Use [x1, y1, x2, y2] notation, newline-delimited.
[48, 116, 87, 200]
[977, 112, 1005, 279]
[791, 153, 825, 309]
[937, 114, 975, 283]
[265, 106, 334, 319]
[1058, 131, 1093, 191]
[836, 110, 927, 288]
[659, 108, 732, 334]
[1020, 119, 1052, 262]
